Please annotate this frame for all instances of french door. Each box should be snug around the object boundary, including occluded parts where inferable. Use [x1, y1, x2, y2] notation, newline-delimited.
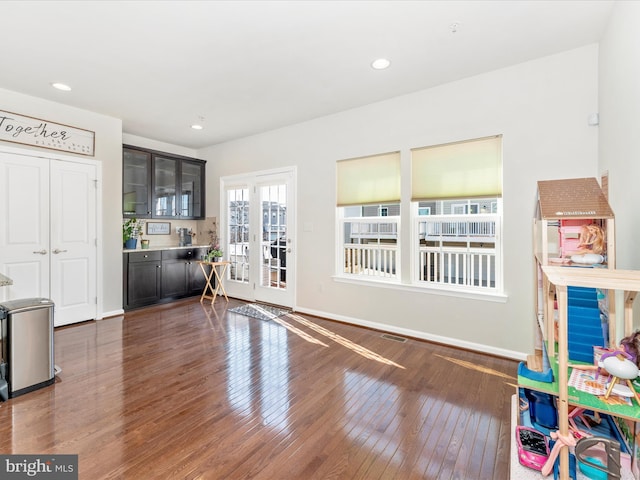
[0, 152, 98, 326]
[222, 168, 296, 308]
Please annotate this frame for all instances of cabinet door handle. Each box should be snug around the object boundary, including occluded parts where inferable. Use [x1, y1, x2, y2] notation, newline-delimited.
[157, 265, 161, 268]
[33, 249, 47, 255]
[52, 248, 68, 254]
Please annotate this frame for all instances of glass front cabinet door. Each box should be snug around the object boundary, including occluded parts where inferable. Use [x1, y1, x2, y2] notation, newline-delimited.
[180, 160, 204, 218]
[154, 156, 178, 218]
[123, 148, 152, 218]
[123, 145, 206, 220]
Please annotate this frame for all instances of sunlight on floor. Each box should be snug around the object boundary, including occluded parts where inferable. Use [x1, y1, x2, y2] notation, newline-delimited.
[270, 315, 329, 347]
[284, 313, 405, 369]
[435, 354, 515, 380]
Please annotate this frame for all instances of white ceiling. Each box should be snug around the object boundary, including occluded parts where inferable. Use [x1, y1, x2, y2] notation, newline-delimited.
[1, 0, 614, 149]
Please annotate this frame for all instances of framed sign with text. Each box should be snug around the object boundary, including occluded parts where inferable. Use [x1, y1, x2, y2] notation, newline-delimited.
[146, 222, 171, 235]
[0, 109, 95, 156]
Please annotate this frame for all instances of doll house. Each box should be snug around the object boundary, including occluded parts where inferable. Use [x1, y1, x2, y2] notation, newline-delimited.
[533, 177, 616, 361]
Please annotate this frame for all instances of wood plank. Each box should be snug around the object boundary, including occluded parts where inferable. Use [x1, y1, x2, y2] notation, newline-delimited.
[0, 297, 517, 479]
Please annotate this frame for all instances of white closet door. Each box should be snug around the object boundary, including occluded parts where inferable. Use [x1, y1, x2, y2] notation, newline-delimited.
[0, 153, 97, 326]
[50, 160, 97, 326]
[0, 153, 50, 302]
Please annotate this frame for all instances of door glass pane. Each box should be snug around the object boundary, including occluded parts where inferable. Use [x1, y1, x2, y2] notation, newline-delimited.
[123, 149, 150, 216]
[154, 157, 176, 217]
[181, 161, 201, 218]
[261, 183, 287, 289]
[228, 188, 250, 283]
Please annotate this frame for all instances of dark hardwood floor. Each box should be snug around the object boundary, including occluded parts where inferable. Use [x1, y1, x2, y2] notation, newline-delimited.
[0, 297, 517, 479]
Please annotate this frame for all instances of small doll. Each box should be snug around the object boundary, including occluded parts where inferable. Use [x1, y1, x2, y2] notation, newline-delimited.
[619, 330, 640, 368]
[569, 330, 640, 373]
[575, 224, 605, 255]
[569, 223, 606, 264]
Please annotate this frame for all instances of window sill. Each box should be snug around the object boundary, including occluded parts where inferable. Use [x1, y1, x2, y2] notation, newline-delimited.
[332, 275, 508, 303]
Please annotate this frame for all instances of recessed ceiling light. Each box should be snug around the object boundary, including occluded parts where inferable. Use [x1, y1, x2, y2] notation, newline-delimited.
[191, 124, 203, 130]
[51, 82, 72, 91]
[371, 58, 391, 70]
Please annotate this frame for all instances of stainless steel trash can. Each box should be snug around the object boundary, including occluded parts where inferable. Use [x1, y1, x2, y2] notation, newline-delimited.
[0, 298, 55, 398]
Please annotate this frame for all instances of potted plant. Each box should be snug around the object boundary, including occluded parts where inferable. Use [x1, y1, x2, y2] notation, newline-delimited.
[123, 218, 145, 249]
[206, 245, 223, 262]
[205, 218, 223, 261]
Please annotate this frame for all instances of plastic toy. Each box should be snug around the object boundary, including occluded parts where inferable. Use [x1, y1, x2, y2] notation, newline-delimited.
[518, 361, 554, 383]
[516, 426, 549, 471]
[575, 436, 621, 480]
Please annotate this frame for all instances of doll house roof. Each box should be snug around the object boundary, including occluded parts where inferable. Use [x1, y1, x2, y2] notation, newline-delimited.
[536, 177, 614, 220]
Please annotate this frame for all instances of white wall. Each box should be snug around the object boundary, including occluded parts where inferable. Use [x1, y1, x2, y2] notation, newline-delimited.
[199, 45, 599, 358]
[122, 133, 197, 158]
[0, 88, 124, 317]
[598, 1, 640, 331]
[599, 1, 640, 272]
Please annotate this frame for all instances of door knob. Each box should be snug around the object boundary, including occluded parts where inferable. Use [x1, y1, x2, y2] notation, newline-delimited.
[32, 249, 47, 255]
[52, 249, 68, 254]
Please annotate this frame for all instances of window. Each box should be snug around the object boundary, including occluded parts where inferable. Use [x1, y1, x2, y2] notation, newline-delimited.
[336, 136, 502, 295]
[411, 136, 502, 293]
[337, 152, 401, 281]
[228, 187, 250, 283]
[415, 198, 500, 290]
[340, 204, 400, 280]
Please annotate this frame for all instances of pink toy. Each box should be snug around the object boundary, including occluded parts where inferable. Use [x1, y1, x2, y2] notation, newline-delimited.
[516, 426, 550, 471]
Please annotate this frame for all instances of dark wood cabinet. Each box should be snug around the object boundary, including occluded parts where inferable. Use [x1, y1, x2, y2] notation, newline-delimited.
[124, 251, 162, 308]
[123, 145, 206, 219]
[123, 247, 209, 310]
[123, 148, 152, 217]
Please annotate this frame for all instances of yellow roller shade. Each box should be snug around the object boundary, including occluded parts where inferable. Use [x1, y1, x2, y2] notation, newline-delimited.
[411, 135, 502, 201]
[336, 151, 401, 207]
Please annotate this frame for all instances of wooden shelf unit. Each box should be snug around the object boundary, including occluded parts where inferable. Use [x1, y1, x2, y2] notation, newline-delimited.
[538, 266, 640, 480]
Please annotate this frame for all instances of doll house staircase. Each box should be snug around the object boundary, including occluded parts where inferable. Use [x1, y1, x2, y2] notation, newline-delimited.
[567, 285, 607, 363]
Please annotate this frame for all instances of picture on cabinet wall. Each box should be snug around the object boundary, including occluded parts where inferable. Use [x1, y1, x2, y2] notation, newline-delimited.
[146, 222, 171, 235]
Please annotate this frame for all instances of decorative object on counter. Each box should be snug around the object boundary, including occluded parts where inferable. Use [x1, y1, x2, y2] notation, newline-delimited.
[141, 239, 150, 250]
[178, 227, 194, 247]
[123, 218, 145, 249]
[146, 222, 171, 235]
[204, 217, 223, 261]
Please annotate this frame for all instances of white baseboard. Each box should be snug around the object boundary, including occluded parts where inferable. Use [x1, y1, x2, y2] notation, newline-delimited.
[100, 308, 124, 319]
[293, 305, 528, 361]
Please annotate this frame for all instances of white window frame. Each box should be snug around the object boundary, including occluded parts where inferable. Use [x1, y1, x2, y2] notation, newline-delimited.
[412, 199, 503, 294]
[337, 206, 400, 282]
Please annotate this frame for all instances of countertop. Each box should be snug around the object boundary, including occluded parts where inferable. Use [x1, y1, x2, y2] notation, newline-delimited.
[123, 244, 211, 253]
[0, 273, 13, 287]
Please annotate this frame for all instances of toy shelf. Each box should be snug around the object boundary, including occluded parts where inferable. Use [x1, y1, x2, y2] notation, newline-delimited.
[539, 265, 640, 480]
[510, 394, 637, 480]
[518, 351, 640, 423]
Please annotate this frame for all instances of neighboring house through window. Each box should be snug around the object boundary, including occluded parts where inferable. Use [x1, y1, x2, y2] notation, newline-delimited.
[337, 135, 503, 295]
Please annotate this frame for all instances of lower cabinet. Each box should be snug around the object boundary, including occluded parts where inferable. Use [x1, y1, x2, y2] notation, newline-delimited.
[123, 247, 208, 310]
